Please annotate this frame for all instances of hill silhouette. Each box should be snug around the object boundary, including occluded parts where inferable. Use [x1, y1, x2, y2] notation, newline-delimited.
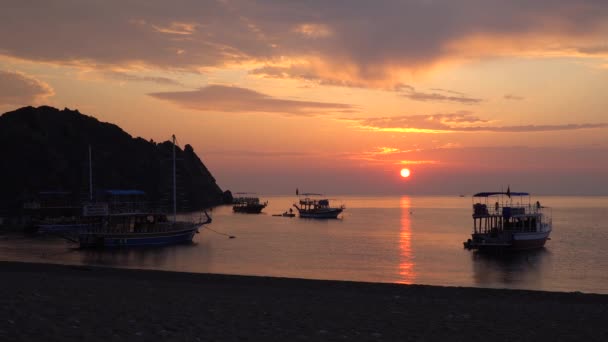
[0, 106, 227, 215]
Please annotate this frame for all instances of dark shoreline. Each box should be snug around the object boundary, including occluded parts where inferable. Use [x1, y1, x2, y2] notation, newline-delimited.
[2, 261, 607, 341]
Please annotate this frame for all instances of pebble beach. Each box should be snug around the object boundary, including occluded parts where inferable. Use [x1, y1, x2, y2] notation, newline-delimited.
[1, 261, 608, 341]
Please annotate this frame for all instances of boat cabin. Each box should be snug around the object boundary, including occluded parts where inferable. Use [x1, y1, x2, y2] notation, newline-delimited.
[472, 192, 550, 235]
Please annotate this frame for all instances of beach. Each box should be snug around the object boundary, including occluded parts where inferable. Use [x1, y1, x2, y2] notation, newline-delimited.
[1, 261, 607, 341]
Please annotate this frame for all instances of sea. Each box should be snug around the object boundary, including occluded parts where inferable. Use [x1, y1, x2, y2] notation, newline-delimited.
[1, 195, 607, 294]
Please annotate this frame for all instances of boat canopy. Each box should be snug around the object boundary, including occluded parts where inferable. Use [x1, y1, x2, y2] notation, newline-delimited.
[473, 192, 529, 197]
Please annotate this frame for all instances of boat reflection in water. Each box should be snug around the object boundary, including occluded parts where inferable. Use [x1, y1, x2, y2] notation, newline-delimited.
[78, 241, 202, 269]
[398, 196, 415, 284]
[471, 248, 551, 288]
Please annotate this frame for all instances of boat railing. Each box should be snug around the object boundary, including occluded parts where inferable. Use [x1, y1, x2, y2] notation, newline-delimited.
[234, 197, 260, 204]
[473, 202, 550, 217]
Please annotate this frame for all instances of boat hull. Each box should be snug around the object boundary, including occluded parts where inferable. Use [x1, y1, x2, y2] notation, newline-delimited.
[78, 227, 198, 248]
[233, 204, 266, 214]
[510, 231, 551, 250]
[466, 230, 551, 251]
[298, 208, 343, 219]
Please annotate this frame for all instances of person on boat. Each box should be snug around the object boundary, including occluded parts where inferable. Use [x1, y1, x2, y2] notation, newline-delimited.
[495, 201, 499, 213]
[536, 201, 541, 209]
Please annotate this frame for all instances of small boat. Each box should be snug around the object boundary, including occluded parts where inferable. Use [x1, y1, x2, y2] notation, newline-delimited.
[463, 190, 552, 251]
[232, 194, 267, 214]
[293, 193, 344, 219]
[272, 210, 295, 217]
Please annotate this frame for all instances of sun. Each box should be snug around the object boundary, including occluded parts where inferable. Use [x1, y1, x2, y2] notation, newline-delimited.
[400, 168, 411, 178]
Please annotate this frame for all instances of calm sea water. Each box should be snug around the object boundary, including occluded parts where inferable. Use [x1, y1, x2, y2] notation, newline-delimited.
[2, 195, 608, 294]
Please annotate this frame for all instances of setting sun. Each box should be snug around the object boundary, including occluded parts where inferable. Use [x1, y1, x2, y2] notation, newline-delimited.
[400, 168, 411, 178]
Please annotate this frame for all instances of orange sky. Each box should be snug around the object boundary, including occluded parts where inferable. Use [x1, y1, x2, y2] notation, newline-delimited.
[1, 0, 607, 194]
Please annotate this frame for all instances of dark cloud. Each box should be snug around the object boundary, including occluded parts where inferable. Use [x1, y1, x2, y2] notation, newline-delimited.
[0, 1, 606, 85]
[148, 85, 353, 115]
[0, 70, 54, 105]
[576, 45, 608, 54]
[354, 113, 608, 133]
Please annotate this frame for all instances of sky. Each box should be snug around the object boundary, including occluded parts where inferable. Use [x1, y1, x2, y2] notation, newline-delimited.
[1, 0, 607, 195]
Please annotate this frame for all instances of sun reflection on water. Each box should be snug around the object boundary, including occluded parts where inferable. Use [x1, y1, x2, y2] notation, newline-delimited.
[398, 196, 415, 284]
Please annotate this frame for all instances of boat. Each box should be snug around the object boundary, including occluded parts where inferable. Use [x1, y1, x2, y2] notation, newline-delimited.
[232, 194, 267, 214]
[463, 190, 552, 251]
[77, 211, 210, 248]
[272, 210, 295, 217]
[72, 135, 211, 248]
[293, 193, 345, 219]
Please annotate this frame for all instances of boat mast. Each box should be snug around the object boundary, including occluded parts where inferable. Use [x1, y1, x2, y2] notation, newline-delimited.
[172, 134, 177, 224]
[88, 145, 93, 201]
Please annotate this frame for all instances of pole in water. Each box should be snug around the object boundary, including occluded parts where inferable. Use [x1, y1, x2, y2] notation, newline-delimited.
[172, 134, 177, 224]
[88, 144, 93, 201]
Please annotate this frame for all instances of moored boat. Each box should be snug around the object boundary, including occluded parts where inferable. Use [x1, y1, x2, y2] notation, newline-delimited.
[463, 190, 552, 251]
[77, 212, 210, 248]
[72, 135, 212, 248]
[232, 195, 267, 214]
[293, 193, 344, 219]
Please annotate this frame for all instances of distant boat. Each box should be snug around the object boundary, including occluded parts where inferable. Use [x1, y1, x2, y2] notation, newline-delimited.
[58, 135, 212, 248]
[272, 210, 295, 218]
[293, 193, 344, 219]
[232, 194, 267, 214]
[463, 190, 552, 251]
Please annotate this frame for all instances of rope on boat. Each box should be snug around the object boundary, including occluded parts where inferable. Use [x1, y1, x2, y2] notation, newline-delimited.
[201, 226, 235, 239]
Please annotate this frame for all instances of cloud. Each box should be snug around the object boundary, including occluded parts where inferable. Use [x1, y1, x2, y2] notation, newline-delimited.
[575, 45, 608, 55]
[335, 146, 439, 167]
[101, 71, 183, 86]
[351, 112, 608, 133]
[204, 150, 312, 158]
[148, 85, 353, 115]
[293, 23, 333, 39]
[0, 70, 54, 105]
[0, 1, 607, 87]
[152, 22, 199, 35]
[504, 94, 525, 101]
[251, 69, 482, 103]
[399, 86, 482, 104]
[344, 144, 608, 175]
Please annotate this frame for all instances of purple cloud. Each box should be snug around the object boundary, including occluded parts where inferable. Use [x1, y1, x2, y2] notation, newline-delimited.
[0, 70, 54, 105]
[148, 85, 353, 115]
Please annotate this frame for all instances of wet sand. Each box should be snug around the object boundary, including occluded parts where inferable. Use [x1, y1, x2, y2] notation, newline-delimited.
[1, 261, 607, 341]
